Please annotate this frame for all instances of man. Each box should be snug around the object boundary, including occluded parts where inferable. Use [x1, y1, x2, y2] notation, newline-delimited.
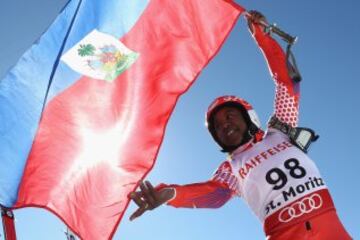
[128, 11, 352, 239]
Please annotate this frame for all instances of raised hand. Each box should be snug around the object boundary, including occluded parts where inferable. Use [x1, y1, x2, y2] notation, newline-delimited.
[128, 181, 175, 221]
[247, 10, 268, 33]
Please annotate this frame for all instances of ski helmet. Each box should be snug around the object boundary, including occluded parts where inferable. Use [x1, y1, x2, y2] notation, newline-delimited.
[206, 95, 263, 152]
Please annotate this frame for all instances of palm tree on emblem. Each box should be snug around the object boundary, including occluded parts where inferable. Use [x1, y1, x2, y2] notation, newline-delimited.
[78, 44, 95, 57]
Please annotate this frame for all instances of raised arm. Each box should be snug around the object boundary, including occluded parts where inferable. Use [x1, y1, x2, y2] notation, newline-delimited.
[247, 11, 300, 127]
[128, 161, 239, 220]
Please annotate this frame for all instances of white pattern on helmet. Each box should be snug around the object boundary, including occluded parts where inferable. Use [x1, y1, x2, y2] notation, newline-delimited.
[248, 109, 261, 128]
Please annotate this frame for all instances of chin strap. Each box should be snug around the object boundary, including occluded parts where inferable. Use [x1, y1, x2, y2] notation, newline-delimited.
[1, 207, 17, 240]
[222, 126, 264, 153]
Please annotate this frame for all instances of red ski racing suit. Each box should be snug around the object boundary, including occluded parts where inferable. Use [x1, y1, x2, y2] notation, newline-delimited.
[158, 24, 352, 240]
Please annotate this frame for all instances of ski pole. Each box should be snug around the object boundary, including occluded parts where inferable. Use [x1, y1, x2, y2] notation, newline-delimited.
[244, 11, 297, 45]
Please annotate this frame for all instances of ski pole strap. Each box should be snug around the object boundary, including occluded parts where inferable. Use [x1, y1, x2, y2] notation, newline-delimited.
[269, 116, 319, 153]
[286, 44, 302, 83]
[1, 207, 17, 240]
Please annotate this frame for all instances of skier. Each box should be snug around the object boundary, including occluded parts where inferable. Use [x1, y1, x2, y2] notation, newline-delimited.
[128, 11, 352, 239]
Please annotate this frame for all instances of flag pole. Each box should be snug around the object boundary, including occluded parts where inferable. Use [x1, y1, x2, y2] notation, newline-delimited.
[1, 206, 17, 240]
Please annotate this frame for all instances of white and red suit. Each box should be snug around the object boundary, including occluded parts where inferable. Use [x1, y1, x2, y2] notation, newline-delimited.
[158, 22, 351, 240]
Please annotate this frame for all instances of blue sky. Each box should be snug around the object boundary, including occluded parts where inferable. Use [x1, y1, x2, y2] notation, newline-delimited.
[0, 0, 359, 239]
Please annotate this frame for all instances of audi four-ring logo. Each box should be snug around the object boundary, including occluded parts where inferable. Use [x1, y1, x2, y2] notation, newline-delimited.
[278, 194, 323, 223]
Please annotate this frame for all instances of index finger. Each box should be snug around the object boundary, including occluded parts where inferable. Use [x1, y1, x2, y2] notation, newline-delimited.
[140, 182, 157, 208]
[129, 206, 147, 221]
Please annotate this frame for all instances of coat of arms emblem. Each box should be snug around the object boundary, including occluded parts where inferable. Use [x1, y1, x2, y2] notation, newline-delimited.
[61, 30, 138, 82]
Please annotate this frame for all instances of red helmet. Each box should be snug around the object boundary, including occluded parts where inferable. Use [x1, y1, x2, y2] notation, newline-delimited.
[206, 95, 263, 152]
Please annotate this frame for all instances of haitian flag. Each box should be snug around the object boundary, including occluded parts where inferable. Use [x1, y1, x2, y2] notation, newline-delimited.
[0, 0, 243, 239]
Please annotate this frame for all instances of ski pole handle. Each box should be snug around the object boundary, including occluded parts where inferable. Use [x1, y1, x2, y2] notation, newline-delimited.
[244, 11, 297, 45]
[268, 24, 297, 45]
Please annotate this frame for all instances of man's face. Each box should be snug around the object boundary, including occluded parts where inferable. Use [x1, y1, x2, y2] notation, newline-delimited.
[213, 106, 248, 148]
